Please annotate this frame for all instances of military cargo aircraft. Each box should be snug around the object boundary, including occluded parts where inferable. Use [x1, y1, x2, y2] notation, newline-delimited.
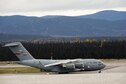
[4, 42, 105, 73]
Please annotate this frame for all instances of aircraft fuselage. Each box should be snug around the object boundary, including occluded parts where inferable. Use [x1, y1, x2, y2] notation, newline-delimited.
[17, 59, 105, 73]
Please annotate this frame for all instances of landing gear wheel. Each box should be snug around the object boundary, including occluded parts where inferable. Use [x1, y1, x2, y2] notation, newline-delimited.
[58, 72, 69, 74]
[40, 69, 43, 72]
[98, 70, 101, 73]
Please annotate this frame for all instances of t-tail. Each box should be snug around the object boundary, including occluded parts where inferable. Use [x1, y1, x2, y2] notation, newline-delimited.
[4, 42, 35, 61]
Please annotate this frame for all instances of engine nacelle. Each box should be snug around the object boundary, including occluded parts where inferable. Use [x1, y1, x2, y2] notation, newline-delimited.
[75, 63, 84, 69]
[62, 64, 75, 70]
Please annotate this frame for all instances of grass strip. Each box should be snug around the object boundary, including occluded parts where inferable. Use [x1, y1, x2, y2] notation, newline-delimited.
[0, 67, 40, 74]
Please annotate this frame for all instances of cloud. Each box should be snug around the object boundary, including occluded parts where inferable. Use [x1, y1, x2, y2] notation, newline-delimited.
[0, 0, 126, 15]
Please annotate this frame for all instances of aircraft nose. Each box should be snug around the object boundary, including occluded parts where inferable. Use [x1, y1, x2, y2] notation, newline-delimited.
[101, 63, 106, 69]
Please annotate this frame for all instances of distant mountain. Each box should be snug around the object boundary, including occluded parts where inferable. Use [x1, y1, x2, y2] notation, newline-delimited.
[0, 10, 126, 37]
[78, 10, 126, 20]
[0, 33, 50, 40]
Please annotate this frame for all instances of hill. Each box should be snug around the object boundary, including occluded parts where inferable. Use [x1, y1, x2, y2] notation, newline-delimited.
[0, 10, 126, 37]
[78, 10, 126, 20]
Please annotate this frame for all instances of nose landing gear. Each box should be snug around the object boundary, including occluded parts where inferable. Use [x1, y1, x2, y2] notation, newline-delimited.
[98, 70, 101, 73]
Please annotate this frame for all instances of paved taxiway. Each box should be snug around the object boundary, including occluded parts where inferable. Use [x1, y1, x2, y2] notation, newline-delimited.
[0, 64, 30, 68]
[0, 60, 126, 84]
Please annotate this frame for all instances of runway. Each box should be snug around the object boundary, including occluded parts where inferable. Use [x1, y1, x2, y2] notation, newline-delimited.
[0, 60, 126, 84]
[0, 73, 126, 84]
[0, 64, 30, 68]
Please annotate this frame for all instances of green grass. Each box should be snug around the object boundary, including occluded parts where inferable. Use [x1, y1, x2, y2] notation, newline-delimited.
[0, 67, 41, 74]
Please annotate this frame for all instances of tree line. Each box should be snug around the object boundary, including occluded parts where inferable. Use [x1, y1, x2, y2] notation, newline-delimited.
[0, 40, 126, 61]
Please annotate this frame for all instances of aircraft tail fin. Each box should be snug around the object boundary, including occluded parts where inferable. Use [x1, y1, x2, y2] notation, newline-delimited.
[4, 42, 35, 61]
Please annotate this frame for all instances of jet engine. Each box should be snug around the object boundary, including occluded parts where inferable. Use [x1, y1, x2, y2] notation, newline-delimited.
[75, 63, 84, 69]
[62, 64, 75, 70]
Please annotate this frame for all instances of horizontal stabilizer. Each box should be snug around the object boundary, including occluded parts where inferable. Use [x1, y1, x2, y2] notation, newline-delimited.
[3, 42, 19, 47]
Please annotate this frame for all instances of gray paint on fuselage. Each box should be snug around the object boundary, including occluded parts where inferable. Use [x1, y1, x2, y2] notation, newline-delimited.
[16, 59, 105, 72]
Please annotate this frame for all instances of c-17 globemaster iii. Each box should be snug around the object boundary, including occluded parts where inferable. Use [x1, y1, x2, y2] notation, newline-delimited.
[4, 42, 105, 74]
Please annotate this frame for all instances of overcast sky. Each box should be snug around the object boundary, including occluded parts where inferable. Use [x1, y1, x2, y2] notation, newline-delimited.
[0, 0, 126, 16]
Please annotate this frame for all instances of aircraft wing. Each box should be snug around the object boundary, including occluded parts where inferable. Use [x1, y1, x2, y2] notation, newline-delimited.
[44, 59, 81, 67]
